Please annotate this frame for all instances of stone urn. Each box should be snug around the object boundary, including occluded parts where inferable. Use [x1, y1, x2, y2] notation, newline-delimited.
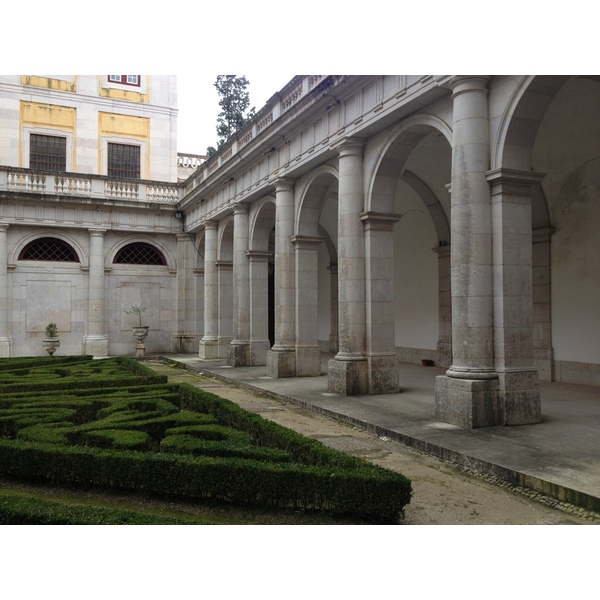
[43, 337, 60, 356]
[131, 325, 149, 357]
[43, 322, 60, 356]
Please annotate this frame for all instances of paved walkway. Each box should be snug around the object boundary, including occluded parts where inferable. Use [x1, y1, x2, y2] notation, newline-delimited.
[160, 354, 600, 516]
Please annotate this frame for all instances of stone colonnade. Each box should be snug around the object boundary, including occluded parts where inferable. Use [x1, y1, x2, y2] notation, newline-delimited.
[194, 75, 541, 429]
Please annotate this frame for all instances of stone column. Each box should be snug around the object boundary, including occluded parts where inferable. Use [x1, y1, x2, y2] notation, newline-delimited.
[487, 168, 544, 425]
[361, 211, 401, 393]
[247, 250, 272, 365]
[173, 233, 195, 353]
[217, 260, 233, 357]
[199, 221, 219, 359]
[266, 178, 297, 377]
[327, 263, 339, 352]
[228, 204, 251, 366]
[292, 235, 322, 376]
[84, 228, 108, 357]
[328, 138, 369, 395]
[0, 224, 11, 357]
[532, 227, 555, 381]
[435, 76, 498, 427]
[433, 244, 452, 368]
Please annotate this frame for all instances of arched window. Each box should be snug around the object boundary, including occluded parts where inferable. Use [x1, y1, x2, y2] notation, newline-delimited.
[114, 242, 166, 265]
[18, 237, 79, 262]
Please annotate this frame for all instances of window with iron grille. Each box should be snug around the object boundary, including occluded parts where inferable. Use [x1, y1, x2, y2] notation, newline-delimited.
[107, 143, 140, 179]
[29, 134, 67, 172]
[108, 75, 140, 87]
[18, 237, 79, 262]
[114, 243, 166, 265]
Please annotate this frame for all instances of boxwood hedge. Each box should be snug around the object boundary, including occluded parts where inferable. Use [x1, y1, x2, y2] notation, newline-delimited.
[0, 356, 412, 522]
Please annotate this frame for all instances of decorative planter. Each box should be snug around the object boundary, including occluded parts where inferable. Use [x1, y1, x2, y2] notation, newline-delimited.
[131, 326, 149, 342]
[43, 338, 60, 356]
[131, 326, 149, 357]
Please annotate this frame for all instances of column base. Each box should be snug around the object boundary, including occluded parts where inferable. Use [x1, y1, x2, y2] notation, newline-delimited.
[296, 345, 321, 377]
[0, 337, 11, 358]
[249, 340, 270, 366]
[84, 335, 108, 358]
[199, 338, 219, 360]
[367, 353, 399, 394]
[266, 347, 296, 378]
[498, 370, 541, 425]
[435, 375, 500, 428]
[328, 356, 368, 395]
[227, 341, 250, 367]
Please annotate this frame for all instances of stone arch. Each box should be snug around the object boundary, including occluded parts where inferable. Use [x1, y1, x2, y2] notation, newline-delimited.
[249, 195, 276, 252]
[295, 164, 338, 237]
[11, 230, 88, 268]
[217, 216, 234, 261]
[366, 113, 452, 215]
[107, 236, 175, 270]
[366, 113, 453, 368]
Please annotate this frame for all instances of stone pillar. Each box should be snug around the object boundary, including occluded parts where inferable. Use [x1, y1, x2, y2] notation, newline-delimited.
[217, 260, 233, 357]
[292, 235, 322, 376]
[84, 228, 108, 357]
[199, 221, 219, 359]
[247, 250, 272, 365]
[328, 138, 369, 395]
[266, 178, 297, 377]
[487, 168, 544, 424]
[361, 211, 401, 393]
[433, 244, 452, 368]
[0, 224, 11, 357]
[327, 263, 339, 353]
[228, 204, 251, 366]
[172, 233, 195, 353]
[532, 227, 554, 382]
[435, 76, 498, 427]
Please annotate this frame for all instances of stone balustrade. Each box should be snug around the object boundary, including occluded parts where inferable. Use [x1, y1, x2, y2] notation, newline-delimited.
[0, 166, 179, 204]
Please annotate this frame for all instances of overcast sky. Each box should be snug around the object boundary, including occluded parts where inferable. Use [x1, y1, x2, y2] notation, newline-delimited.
[177, 73, 294, 155]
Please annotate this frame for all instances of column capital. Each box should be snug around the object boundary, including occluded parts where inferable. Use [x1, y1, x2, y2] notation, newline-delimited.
[232, 202, 249, 215]
[332, 136, 367, 156]
[291, 235, 323, 249]
[0, 223, 9, 233]
[246, 250, 273, 262]
[448, 76, 491, 96]
[270, 177, 295, 193]
[201, 219, 218, 231]
[360, 211, 402, 231]
[89, 228, 107, 236]
[486, 168, 546, 194]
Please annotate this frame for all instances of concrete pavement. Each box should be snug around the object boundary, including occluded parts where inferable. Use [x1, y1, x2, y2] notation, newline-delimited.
[160, 353, 600, 517]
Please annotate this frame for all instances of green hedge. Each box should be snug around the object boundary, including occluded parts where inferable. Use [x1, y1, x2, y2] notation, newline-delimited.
[0, 490, 212, 525]
[0, 356, 413, 522]
[0, 439, 410, 522]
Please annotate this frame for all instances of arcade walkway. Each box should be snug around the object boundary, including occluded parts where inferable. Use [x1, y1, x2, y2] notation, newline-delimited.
[162, 354, 600, 516]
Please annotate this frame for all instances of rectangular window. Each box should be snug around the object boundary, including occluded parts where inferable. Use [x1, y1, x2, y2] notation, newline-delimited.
[107, 142, 140, 179]
[108, 75, 140, 87]
[30, 134, 67, 171]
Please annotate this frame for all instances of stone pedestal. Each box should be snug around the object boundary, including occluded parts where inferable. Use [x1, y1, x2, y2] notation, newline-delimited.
[328, 355, 368, 395]
[296, 345, 321, 377]
[435, 375, 500, 428]
[84, 334, 108, 358]
[227, 341, 250, 367]
[267, 347, 296, 378]
[199, 338, 219, 360]
[367, 353, 399, 394]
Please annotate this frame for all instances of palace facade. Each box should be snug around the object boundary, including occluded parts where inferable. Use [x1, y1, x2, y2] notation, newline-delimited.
[1, 75, 598, 427]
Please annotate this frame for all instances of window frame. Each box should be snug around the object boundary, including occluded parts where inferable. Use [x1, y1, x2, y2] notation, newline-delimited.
[23, 127, 74, 172]
[107, 141, 141, 180]
[101, 136, 147, 179]
[108, 75, 140, 87]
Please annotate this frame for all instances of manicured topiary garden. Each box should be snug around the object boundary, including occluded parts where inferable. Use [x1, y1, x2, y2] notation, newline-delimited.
[0, 356, 412, 523]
